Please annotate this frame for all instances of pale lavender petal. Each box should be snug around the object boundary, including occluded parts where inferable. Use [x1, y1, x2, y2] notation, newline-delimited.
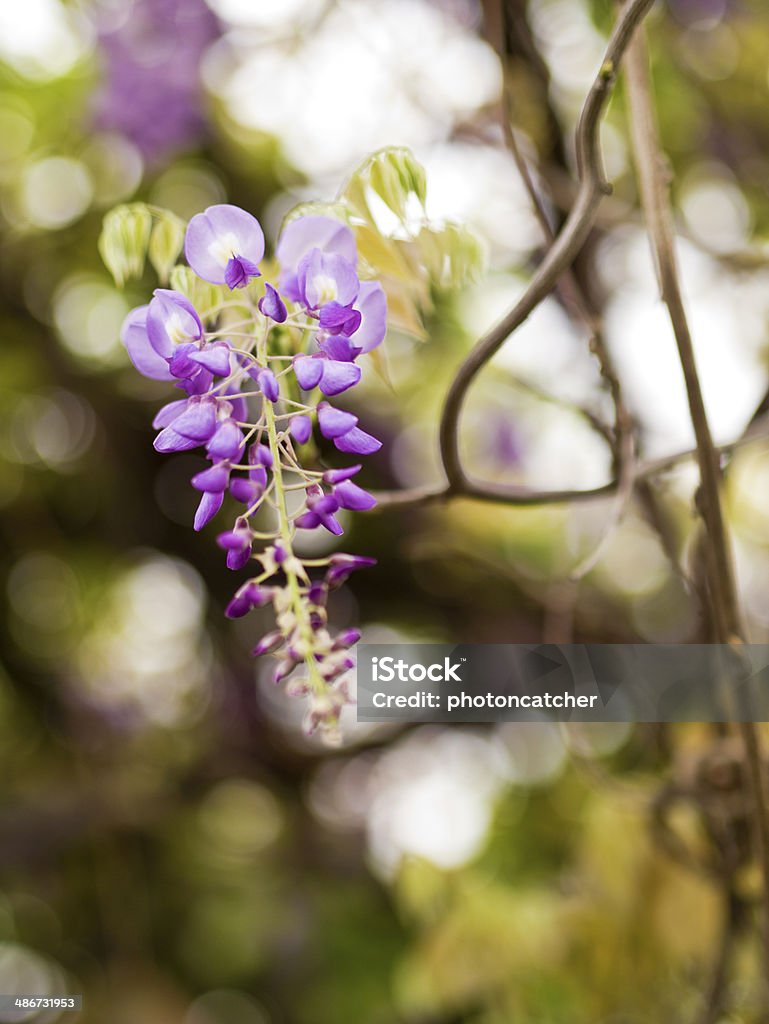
[185, 204, 265, 285]
[298, 250, 359, 309]
[276, 215, 356, 277]
[171, 399, 217, 440]
[207, 420, 244, 459]
[350, 281, 387, 352]
[154, 426, 201, 453]
[152, 398, 188, 429]
[294, 355, 324, 391]
[318, 360, 361, 396]
[333, 426, 381, 455]
[189, 343, 231, 376]
[193, 489, 224, 531]
[121, 305, 175, 381]
[146, 289, 203, 358]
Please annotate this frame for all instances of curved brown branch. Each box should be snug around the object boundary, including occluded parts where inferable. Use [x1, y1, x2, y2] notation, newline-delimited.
[437, 0, 655, 498]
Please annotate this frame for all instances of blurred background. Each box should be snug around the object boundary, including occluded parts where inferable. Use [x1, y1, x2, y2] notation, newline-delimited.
[2, 0, 769, 1020]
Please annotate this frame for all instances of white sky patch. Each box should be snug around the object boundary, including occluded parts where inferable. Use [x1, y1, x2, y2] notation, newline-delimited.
[603, 230, 769, 454]
[0, 0, 89, 79]
[205, 0, 501, 177]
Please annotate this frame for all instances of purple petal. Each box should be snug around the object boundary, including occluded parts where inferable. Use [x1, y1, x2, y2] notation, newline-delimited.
[295, 510, 321, 530]
[307, 493, 340, 515]
[333, 426, 381, 455]
[349, 281, 387, 352]
[229, 478, 262, 504]
[257, 368, 279, 403]
[193, 489, 224, 530]
[317, 403, 358, 439]
[222, 389, 248, 424]
[207, 420, 244, 460]
[326, 554, 377, 588]
[217, 529, 251, 551]
[250, 443, 273, 469]
[290, 415, 313, 445]
[154, 426, 201, 453]
[293, 355, 324, 391]
[225, 585, 274, 614]
[227, 546, 252, 570]
[189, 343, 232, 376]
[168, 342, 201, 380]
[191, 463, 230, 493]
[323, 464, 362, 484]
[225, 583, 272, 619]
[298, 250, 359, 309]
[318, 302, 361, 336]
[319, 513, 344, 536]
[224, 255, 261, 290]
[179, 367, 214, 395]
[333, 628, 362, 649]
[121, 305, 175, 381]
[318, 360, 361, 396]
[258, 282, 288, 323]
[321, 336, 359, 362]
[335, 479, 376, 510]
[248, 465, 268, 488]
[251, 630, 283, 657]
[153, 398, 188, 429]
[276, 215, 357, 280]
[185, 204, 265, 285]
[146, 289, 203, 358]
[171, 399, 217, 441]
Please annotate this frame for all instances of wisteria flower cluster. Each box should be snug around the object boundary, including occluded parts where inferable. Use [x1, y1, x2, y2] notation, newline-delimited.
[120, 204, 387, 742]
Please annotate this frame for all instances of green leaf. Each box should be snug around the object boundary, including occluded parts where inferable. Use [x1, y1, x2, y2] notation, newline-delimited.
[148, 210, 186, 284]
[342, 147, 427, 225]
[98, 203, 152, 287]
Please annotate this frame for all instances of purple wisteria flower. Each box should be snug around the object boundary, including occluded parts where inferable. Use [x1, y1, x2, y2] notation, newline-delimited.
[121, 288, 233, 390]
[116, 202, 390, 744]
[277, 215, 357, 302]
[185, 204, 265, 289]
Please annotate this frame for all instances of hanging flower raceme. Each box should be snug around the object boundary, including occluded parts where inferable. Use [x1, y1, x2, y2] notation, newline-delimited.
[119, 205, 387, 744]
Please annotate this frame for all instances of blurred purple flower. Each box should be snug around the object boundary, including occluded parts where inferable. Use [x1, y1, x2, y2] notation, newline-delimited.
[91, 0, 220, 164]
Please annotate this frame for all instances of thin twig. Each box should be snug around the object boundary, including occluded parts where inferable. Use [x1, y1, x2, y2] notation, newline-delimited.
[372, 419, 769, 509]
[437, 0, 655, 498]
[624, 23, 769, 985]
[494, 0, 636, 580]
